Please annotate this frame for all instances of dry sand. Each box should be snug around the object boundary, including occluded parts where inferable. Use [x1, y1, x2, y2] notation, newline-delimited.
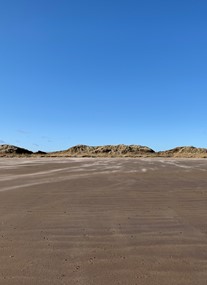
[0, 157, 207, 285]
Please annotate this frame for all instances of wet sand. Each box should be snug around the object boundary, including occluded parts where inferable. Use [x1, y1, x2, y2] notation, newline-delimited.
[0, 157, 207, 285]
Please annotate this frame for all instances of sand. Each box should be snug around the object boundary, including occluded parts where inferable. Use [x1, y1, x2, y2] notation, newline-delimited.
[0, 157, 207, 285]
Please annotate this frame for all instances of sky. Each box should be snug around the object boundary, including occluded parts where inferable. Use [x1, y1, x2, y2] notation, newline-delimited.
[0, 0, 207, 152]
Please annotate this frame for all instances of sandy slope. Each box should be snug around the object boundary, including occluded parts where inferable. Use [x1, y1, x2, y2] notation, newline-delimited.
[0, 158, 207, 285]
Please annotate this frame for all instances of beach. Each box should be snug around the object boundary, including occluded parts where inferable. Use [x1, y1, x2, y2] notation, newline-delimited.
[0, 157, 207, 284]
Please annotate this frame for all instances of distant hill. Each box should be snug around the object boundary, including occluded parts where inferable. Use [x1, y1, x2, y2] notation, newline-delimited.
[0, 144, 33, 156]
[157, 146, 207, 158]
[50, 144, 155, 157]
[0, 144, 207, 158]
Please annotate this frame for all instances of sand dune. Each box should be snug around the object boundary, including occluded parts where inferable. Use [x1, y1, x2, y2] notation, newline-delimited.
[1, 144, 207, 158]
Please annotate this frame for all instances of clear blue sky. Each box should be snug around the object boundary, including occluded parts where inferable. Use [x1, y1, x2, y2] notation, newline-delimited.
[1, 0, 207, 152]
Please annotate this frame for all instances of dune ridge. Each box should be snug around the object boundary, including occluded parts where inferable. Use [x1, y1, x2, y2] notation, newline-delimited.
[0, 144, 207, 158]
